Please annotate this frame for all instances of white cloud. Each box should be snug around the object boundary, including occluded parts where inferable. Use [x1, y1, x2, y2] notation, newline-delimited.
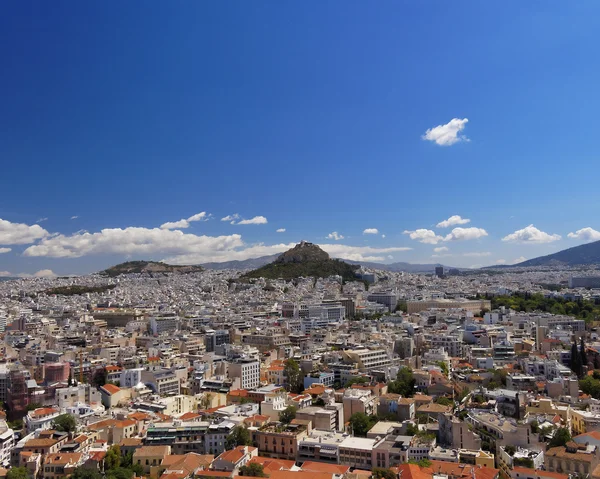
[568, 227, 600, 242]
[436, 215, 470, 228]
[463, 251, 491, 257]
[422, 118, 469, 146]
[432, 253, 452, 258]
[0, 248, 11, 254]
[404, 229, 444, 244]
[160, 219, 190, 230]
[23, 227, 245, 259]
[496, 259, 506, 264]
[160, 211, 211, 230]
[381, 234, 386, 239]
[0, 218, 49, 245]
[444, 227, 488, 241]
[221, 214, 240, 222]
[433, 246, 449, 253]
[276, 228, 286, 233]
[513, 256, 526, 264]
[327, 232, 344, 241]
[502, 225, 561, 243]
[70, 216, 79, 220]
[320, 244, 412, 262]
[37, 217, 48, 223]
[237, 216, 268, 225]
[363, 228, 379, 235]
[33, 269, 57, 278]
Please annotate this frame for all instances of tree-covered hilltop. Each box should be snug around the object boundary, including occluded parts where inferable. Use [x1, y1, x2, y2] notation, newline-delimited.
[45, 284, 117, 296]
[241, 242, 359, 281]
[101, 261, 203, 277]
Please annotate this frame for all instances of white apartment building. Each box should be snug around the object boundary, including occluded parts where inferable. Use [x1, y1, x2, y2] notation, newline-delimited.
[0, 421, 14, 467]
[149, 315, 180, 335]
[121, 368, 145, 388]
[229, 358, 260, 390]
[367, 291, 398, 312]
[429, 335, 464, 357]
[342, 348, 391, 371]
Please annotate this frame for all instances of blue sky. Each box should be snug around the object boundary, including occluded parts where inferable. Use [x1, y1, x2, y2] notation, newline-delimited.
[2, 1, 600, 276]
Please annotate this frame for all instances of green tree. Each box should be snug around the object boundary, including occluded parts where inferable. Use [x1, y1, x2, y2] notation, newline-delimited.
[26, 402, 43, 411]
[225, 426, 252, 450]
[239, 463, 266, 477]
[71, 468, 103, 479]
[279, 405, 297, 425]
[372, 468, 397, 479]
[388, 368, 416, 397]
[92, 368, 107, 388]
[436, 361, 449, 377]
[52, 413, 77, 433]
[549, 427, 572, 448]
[530, 420, 539, 433]
[405, 423, 419, 436]
[408, 459, 432, 468]
[105, 445, 121, 470]
[68, 370, 73, 387]
[581, 337, 589, 369]
[436, 397, 453, 406]
[284, 359, 304, 394]
[395, 301, 408, 313]
[505, 445, 516, 456]
[7, 467, 29, 479]
[345, 376, 370, 388]
[106, 468, 135, 479]
[349, 412, 378, 437]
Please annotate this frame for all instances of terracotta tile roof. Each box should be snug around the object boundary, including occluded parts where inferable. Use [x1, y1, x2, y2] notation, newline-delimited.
[45, 453, 83, 465]
[546, 446, 596, 462]
[134, 445, 171, 457]
[216, 446, 256, 464]
[194, 472, 233, 478]
[101, 383, 121, 395]
[249, 456, 296, 471]
[30, 407, 59, 418]
[512, 467, 568, 479]
[267, 471, 333, 479]
[129, 412, 151, 421]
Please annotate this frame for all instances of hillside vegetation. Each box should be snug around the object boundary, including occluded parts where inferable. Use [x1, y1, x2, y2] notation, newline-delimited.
[102, 261, 203, 277]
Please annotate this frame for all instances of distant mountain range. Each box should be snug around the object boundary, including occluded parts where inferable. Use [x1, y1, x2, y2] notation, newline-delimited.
[202, 254, 453, 273]
[496, 240, 600, 268]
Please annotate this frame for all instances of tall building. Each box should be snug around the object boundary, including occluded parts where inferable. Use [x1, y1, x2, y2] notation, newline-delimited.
[205, 330, 230, 353]
[366, 291, 398, 312]
[229, 358, 260, 390]
[435, 266, 444, 278]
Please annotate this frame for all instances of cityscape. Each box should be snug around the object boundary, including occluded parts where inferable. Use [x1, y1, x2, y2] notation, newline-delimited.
[3, 3, 600, 479]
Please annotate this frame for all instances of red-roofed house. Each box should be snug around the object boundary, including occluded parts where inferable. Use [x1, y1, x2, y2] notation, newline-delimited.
[211, 446, 258, 473]
[100, 384, 129, 409]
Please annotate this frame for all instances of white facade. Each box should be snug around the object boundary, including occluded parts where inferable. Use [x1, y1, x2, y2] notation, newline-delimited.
[121, 368, 145, 388]
[229, 359, 260, 390]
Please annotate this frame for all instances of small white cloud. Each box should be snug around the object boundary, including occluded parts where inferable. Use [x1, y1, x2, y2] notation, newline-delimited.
[496, 259, 506, 264]
[237, 216, 268, 225]
[513, 256, 526, 264]
[502, 225, 561, 243]
[33, 269, 57, 278]
[37, 217, 48, 223]
[327, 232, 344, 241]
[70, 215, 79, 220]
[276, 228, 286, 233]
[363, 228, 379, 235]
[444, 227, 488, 242]
[434, 246, 449, 253]
[381, 234, 386, 238]
[568, 227, 600, 242]
[422, 118, 469, 146]
[221, 214, 240, 222]
[463, 252, 491, 257]
[0, 248, 11, 254]
[432, 253, 452, 258]
[387, 255, 394, 260]
[160, 212, 211, 230]
[436, 215, 471, 228]
[404, 229, 444, 244]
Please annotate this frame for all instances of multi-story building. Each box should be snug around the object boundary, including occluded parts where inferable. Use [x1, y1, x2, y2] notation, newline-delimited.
[407, 299, 491, 314]
[367, 291, 398, 312]
[149, 315, 180, 336]
[342, 348, 390, 371]
[205, 330, 230, 353]
[255, 422, 310, 459]
[242, 332, 291, 352]
[141, 369, 180, 396]
[228, 358, 260, 390]
[545, 443, 599, 476]
[343, 389, 377, 424]
[429, 335, 464, 357]
[0, 421, 14, 467]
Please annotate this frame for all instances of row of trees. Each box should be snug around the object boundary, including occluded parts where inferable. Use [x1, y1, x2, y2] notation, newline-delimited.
[570, 338, 590, 377]
[491, 292, 600, 321]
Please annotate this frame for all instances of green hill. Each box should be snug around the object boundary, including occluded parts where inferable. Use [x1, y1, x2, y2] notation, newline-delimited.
[242, 241, 359, 281]
[101, 260, 203, 277]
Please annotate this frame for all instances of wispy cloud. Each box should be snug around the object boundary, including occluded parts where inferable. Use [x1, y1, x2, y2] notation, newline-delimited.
[327, 232, 344, 240]
[436, 215, 470, 228]
[0, 248, 11, 254]
[70, 216, 79, 220]
[422, 118, 469, 146]
[276, 228, 286, 233]
[36, 217, 48, 223]
[160, 211, 211, 230]
[434, 246, 449, 253]
[463, 251, 491, 257]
